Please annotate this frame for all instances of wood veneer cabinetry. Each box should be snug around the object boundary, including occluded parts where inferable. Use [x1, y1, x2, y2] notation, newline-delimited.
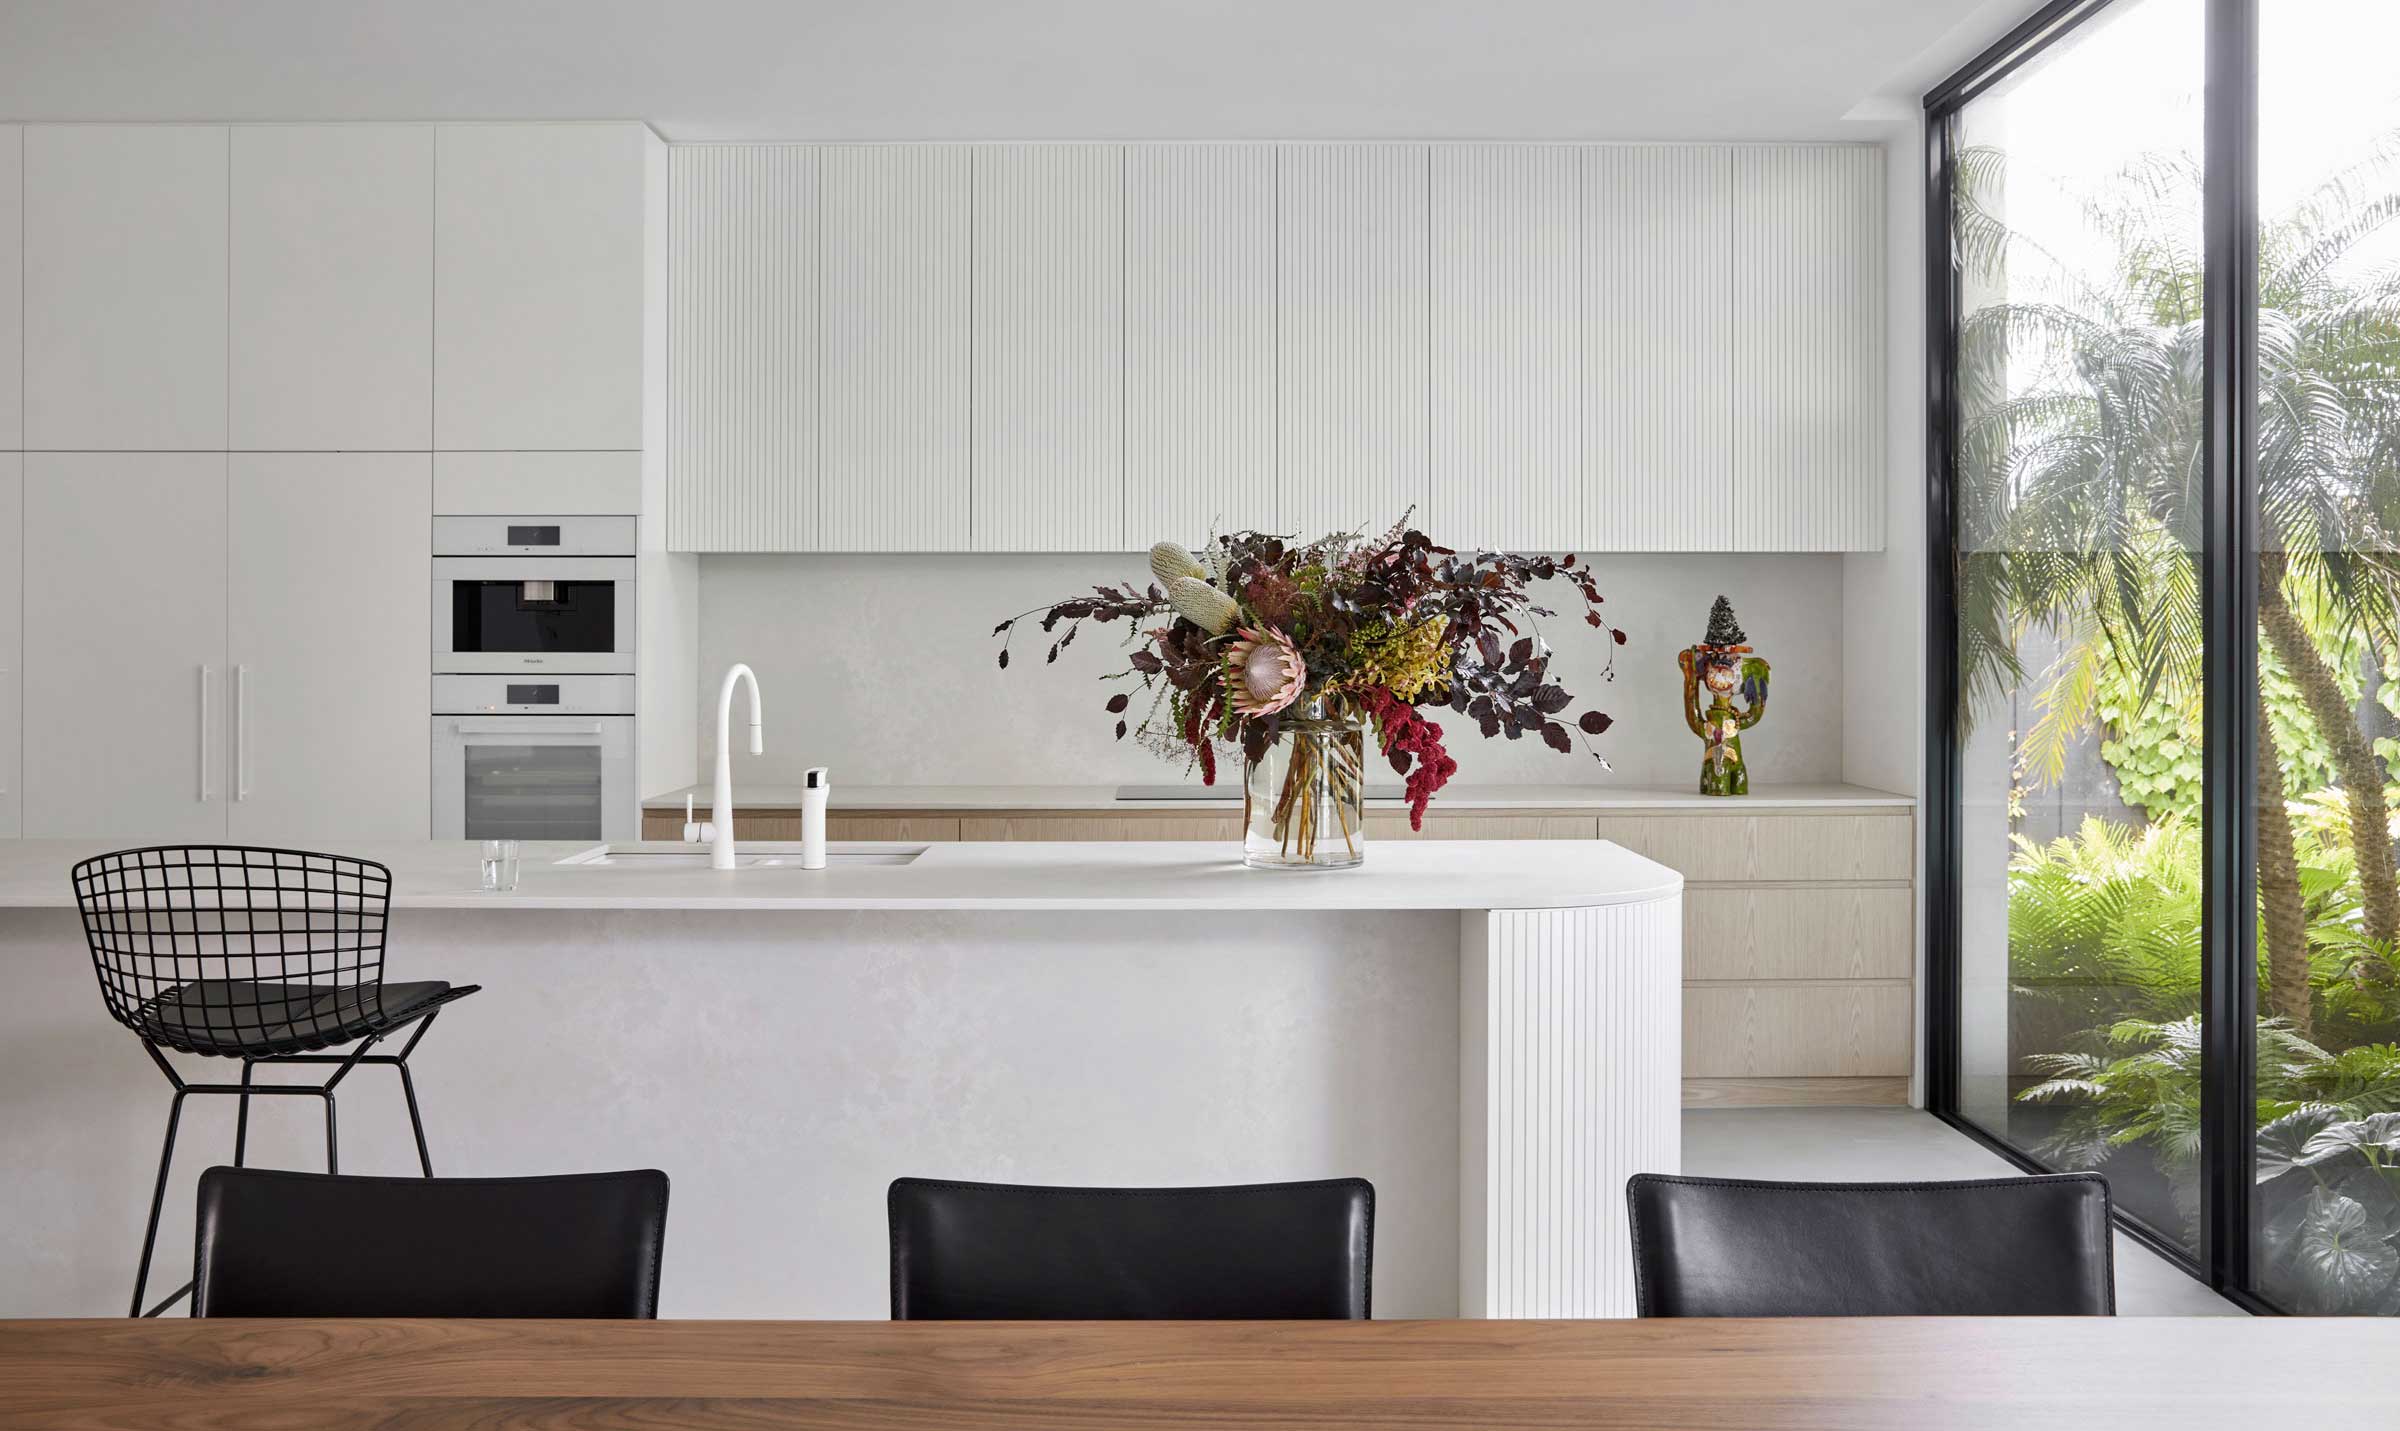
[639, 800, 1915, 1107]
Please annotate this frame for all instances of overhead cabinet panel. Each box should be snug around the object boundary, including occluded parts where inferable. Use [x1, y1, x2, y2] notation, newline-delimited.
[23, 125, 229, 451]
[1584, 145, 1733, 552]
[1125, 144, 1276, 544]
[1730, 144, 1884, 551]
[819, 144, 971, 552]
[436, 123, 647, 451]
[0, 129, 19, 450]
[24, 454, 230, 839]
[971, 145, 1123, 552]
[667, 144, 818, 550]
[230, 124, 434, 451]
[1431, 145, 1580, 552]
[1278, 144, 1429, 537]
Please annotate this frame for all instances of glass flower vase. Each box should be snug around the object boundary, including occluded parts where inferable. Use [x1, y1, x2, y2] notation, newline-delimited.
[1242, 709, 1368, 870]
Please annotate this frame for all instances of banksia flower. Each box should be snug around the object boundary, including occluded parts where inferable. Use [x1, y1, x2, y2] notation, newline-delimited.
[1149, 541, 1206, 586]
[1224, 627, 1307, 716]
[1165, 574, 1240, 636]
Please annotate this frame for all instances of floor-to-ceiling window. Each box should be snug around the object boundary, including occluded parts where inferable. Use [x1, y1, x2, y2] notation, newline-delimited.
[1932, 0, 2400, 1313]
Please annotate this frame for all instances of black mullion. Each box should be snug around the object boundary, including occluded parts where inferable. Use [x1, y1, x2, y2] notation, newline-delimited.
[1921, 97, 1963, 1116]
[1923, 0, 2120, 115]
[2198, 0, 2262, 1302]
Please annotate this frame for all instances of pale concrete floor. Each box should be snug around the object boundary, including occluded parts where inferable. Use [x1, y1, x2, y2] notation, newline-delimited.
[1682, 1107, 2242, 1316]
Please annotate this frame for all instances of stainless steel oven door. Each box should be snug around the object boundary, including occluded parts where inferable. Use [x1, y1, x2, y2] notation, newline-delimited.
[433, 557, 635, 674]
[430, 715, 637, 842]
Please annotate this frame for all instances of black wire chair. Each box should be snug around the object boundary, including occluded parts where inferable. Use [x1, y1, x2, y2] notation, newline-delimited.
[71, 846, 479, 1318]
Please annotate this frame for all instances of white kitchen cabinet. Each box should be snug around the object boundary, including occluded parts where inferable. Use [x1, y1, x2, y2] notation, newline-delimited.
[1278, 144, 1430, 537]
[1584, 145, 1733, 552]
[1124, 145, 1276, 544]
[23, 125, 229, 451]
[1730, 144, 1884, 551]
[0, 457, 19, 838]
[436, 123, 647, 451]
[970, 145, 1122, 552]
[1431, 145, 1580, 552]
[666, 144, 818, 550]
[24, 454, 230, 839]
[819, 144, 971, 552]
[231, 125, 434, 451]
[0, 128, 21, 451]
[228, 455, 430, 841]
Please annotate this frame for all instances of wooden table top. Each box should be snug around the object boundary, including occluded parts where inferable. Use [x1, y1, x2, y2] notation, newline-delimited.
[2, 1316, 2392, 1430]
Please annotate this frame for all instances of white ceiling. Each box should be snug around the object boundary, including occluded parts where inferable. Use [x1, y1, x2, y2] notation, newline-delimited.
[0, 0, 2028, 141]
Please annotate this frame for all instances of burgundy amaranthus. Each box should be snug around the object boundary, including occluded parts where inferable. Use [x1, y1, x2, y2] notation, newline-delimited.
[1357, 685, 1457, 831]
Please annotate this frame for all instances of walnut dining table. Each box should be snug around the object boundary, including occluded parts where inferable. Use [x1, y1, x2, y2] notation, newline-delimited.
[3, 1316, 2394, 1430]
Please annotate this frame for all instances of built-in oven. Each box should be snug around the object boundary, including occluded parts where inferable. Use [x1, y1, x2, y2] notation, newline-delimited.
[432, 516, 636, 675]
[430, 675, 638, 842]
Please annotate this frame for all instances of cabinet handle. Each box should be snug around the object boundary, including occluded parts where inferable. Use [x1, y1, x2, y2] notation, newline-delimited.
[235, 665, 251, 802]
[198, 666, 215, 802]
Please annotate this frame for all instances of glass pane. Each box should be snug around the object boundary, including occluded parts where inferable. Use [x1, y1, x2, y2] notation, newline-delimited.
[463, 744, 604, 841]
[451, 579, 618, 653]
[1951, 0, 2205, 1253]
[2251, 0, 2400, 1314]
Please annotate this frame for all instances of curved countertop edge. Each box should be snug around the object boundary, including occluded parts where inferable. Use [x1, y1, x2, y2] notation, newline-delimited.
[0, 840, 1683, 914]
[638, 781, 1914, 813]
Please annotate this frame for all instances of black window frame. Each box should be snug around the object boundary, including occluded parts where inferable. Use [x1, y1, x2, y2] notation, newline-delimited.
[1923, 0, 2276, 1313]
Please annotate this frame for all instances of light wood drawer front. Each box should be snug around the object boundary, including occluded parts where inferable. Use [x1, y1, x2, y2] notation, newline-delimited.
[1685, 886, 1912, 981]
[960, 815, 1245, 842]
[1364, 815, 1597, 841]
[1682, 982, 1913, 1077]
[641, 811, 968, 842]
[1595, 813, 1910, 882]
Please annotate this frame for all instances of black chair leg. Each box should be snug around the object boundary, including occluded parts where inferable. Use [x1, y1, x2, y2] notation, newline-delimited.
[396, 1061, 434, 1177]
[320, 1091, 339, 1175]
[130, 1090, 186, 1318]
[232, 1060, 255, 1168]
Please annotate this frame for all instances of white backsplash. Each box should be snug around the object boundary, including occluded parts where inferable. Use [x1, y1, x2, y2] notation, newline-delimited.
[694, 552, 1846, 788]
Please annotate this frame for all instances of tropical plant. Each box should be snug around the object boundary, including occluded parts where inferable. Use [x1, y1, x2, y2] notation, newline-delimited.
[1954, 138, 2400, 1032]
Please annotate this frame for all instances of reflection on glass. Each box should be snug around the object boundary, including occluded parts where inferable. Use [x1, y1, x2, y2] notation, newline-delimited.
[463, 745, 604, 842]
[2250, 0, 2400, 1315]
[1951, 0, 2206, 1253]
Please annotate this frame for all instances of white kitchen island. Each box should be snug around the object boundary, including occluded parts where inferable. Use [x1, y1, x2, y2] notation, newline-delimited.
[0, 839, 1679, 1319]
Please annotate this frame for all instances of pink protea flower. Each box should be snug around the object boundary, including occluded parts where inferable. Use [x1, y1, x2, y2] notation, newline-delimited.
[1224, 627, 1307, 716]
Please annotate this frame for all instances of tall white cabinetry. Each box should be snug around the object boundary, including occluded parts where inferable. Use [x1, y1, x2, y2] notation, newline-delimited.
[0, 128, 21, 451]
[0, 456, 19, 839]
[228, 456, 431, 840]
[25, 456, 231, 839]
[436, 124, 648, 451]
[23, 126, 229, 451]
[231, 125, 433, 450]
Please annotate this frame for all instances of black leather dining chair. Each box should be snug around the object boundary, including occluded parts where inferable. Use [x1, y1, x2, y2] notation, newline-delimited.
[888, 1177, 1374, 1319]
[193, 1166, 671, 1318]
[1625, 1172, 2115, 1316]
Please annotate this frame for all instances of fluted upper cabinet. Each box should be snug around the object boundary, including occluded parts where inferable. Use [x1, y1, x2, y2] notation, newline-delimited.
[664, 142, 1885, 554]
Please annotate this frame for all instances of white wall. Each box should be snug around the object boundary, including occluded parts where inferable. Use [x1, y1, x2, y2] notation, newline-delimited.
[1844, 122, 1930, 1101]
[695, 551, 1847, 789]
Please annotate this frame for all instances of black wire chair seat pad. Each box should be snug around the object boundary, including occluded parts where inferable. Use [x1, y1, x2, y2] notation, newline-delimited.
[132, 980, 479, 1058]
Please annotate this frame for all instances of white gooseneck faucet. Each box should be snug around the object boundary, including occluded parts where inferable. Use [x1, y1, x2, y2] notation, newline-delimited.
[706, 662, 763, 870]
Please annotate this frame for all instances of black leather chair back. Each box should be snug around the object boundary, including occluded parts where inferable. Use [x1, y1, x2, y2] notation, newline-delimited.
[889, 1177, 1373, 1319]
[1627, 1172, 2114, 1316]
[194, 1166, 670, 1317]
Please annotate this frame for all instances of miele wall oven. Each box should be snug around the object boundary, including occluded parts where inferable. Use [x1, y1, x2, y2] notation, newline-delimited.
[432, 516, 636, 675]
[430, 675, 638, 841]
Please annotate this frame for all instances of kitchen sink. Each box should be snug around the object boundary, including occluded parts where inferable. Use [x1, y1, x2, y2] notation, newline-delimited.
[556, 843, 924, 868]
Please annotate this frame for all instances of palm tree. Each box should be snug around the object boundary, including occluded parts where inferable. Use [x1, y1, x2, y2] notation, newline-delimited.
[1954, 141, 2400, 1034]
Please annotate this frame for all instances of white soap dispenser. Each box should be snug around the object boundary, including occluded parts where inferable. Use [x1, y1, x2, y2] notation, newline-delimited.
[801, 767, 830, 870]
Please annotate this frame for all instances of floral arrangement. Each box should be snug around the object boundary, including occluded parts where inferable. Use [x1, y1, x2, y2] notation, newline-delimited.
[993, 517, 1624, 835]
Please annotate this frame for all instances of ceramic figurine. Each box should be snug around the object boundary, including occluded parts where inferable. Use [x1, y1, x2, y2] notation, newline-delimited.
[1678, 596, 1770, 797]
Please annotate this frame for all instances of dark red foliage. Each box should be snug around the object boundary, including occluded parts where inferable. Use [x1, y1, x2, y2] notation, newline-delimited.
[1357, 685, 1457, 831]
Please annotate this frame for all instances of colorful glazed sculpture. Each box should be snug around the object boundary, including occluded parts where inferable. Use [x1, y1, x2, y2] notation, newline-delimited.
[1678, 596, 1770, 797]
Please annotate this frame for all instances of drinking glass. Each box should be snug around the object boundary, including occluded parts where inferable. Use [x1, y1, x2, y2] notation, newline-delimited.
[480, 839, 521, 892]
